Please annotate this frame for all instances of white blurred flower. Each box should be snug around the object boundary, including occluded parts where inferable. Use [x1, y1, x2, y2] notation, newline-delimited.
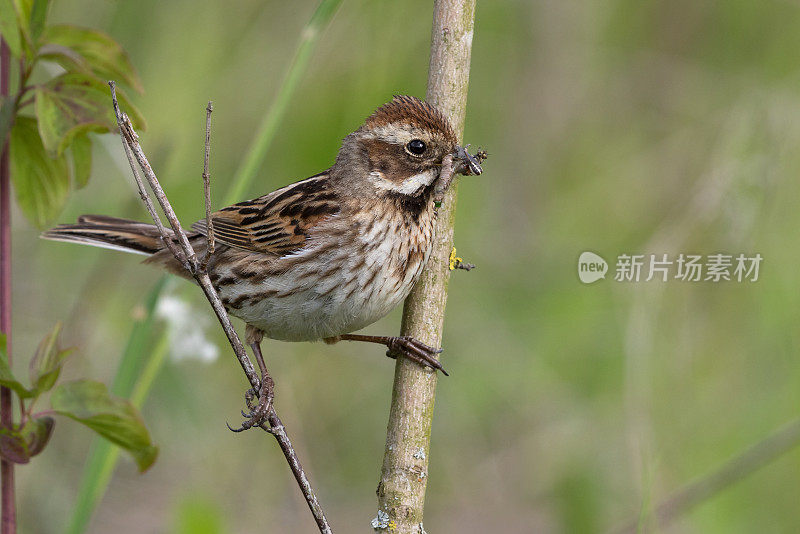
[156, 291, 219, 363]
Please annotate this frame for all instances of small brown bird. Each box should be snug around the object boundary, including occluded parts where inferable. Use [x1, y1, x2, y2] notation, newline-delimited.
[43, 95, 482, 429]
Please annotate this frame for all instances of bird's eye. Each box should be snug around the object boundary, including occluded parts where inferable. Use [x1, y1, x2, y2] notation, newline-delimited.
[406, 139, 427, 156]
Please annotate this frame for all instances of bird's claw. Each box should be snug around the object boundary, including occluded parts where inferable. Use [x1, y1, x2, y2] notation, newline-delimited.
[227, 377, 275, 433]
[386, 336, 449, 376]
[244, 388, 258, 412]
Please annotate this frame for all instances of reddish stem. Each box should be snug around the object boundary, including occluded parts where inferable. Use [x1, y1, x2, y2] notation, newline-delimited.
[0, 38, 16, 534]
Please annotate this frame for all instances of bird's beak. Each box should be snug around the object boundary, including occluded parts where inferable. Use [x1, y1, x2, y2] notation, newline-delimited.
[452, 145, 484, 176]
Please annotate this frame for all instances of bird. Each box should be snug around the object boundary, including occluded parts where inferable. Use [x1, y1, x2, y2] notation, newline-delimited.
[43, 95, 483, 430]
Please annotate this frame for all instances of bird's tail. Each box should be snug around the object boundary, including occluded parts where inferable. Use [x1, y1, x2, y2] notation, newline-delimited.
[41, 215, 168, 256]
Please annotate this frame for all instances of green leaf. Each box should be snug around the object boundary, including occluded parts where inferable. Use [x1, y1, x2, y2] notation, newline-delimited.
[9, 115, 69, 228]
[12, 0, 30, 28]
[28, 0, 47, 42]
[0, 0, 22, 57]
[34, 71, 145, 157]
[0, 427, 29, 464]
[51, 380, 158, 472]
[37, 42, 92, 74]
[0, 96, 16, 151]
[40, 24, 142, 93]
[29, 322, 72, 395]
[21, 415, 54, 457]
[11, 0, 33, 59]
[0, 416, 53, 463]
[70, 132, 91, 188]
[0, 333, 35, 399]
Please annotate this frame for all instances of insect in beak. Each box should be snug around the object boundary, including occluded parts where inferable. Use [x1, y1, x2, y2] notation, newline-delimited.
[434, 145, 487, 203]
[453, 144, 484, 176]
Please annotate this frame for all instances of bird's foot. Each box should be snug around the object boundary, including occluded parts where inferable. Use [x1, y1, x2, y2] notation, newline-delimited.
[336, 333, 449, 375]
[385, 336, 448, 376]
[227, 373, 274, 433]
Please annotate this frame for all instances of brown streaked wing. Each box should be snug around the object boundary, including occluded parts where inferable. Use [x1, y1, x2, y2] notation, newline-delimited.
[191, 171, 340, 255]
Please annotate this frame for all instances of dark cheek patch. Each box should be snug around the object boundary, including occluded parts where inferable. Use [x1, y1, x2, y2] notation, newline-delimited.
[363, 139, 421, 183]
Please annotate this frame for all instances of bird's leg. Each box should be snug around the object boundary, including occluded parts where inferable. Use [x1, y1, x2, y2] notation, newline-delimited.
[228, 326, 275, 433]
[326, 334, 449, 376]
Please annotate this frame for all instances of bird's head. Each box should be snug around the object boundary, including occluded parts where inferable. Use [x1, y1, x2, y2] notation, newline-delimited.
[335, 95, 468, 199]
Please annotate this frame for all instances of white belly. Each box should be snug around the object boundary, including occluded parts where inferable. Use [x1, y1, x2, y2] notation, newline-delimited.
[217, 209, 434, 341]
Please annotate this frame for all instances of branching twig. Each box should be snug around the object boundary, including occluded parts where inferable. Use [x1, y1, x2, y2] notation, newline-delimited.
[108, 82, 332, 534]
[110, 95, 187, 270]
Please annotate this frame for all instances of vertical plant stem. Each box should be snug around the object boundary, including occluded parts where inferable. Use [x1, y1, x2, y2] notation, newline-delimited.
[0, 38, 15, 534]
[375, 1, 477, 532]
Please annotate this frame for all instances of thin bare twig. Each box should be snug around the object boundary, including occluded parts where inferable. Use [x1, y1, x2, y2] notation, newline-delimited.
[108, 82, 332, 534]
[108, 91, 187, 270]
[200, 101, 215, 270]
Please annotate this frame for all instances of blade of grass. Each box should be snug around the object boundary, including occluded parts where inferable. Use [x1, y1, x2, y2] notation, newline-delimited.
[66, 278, 167, 534]
[223, 0, 343, 205]
[110, 278, 168, 397]
[65, 335, 170, 534]
[66, 1, 344, 530]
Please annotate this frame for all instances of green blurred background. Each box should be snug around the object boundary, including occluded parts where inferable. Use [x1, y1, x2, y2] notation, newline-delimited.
[9, 0, 800, 532]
